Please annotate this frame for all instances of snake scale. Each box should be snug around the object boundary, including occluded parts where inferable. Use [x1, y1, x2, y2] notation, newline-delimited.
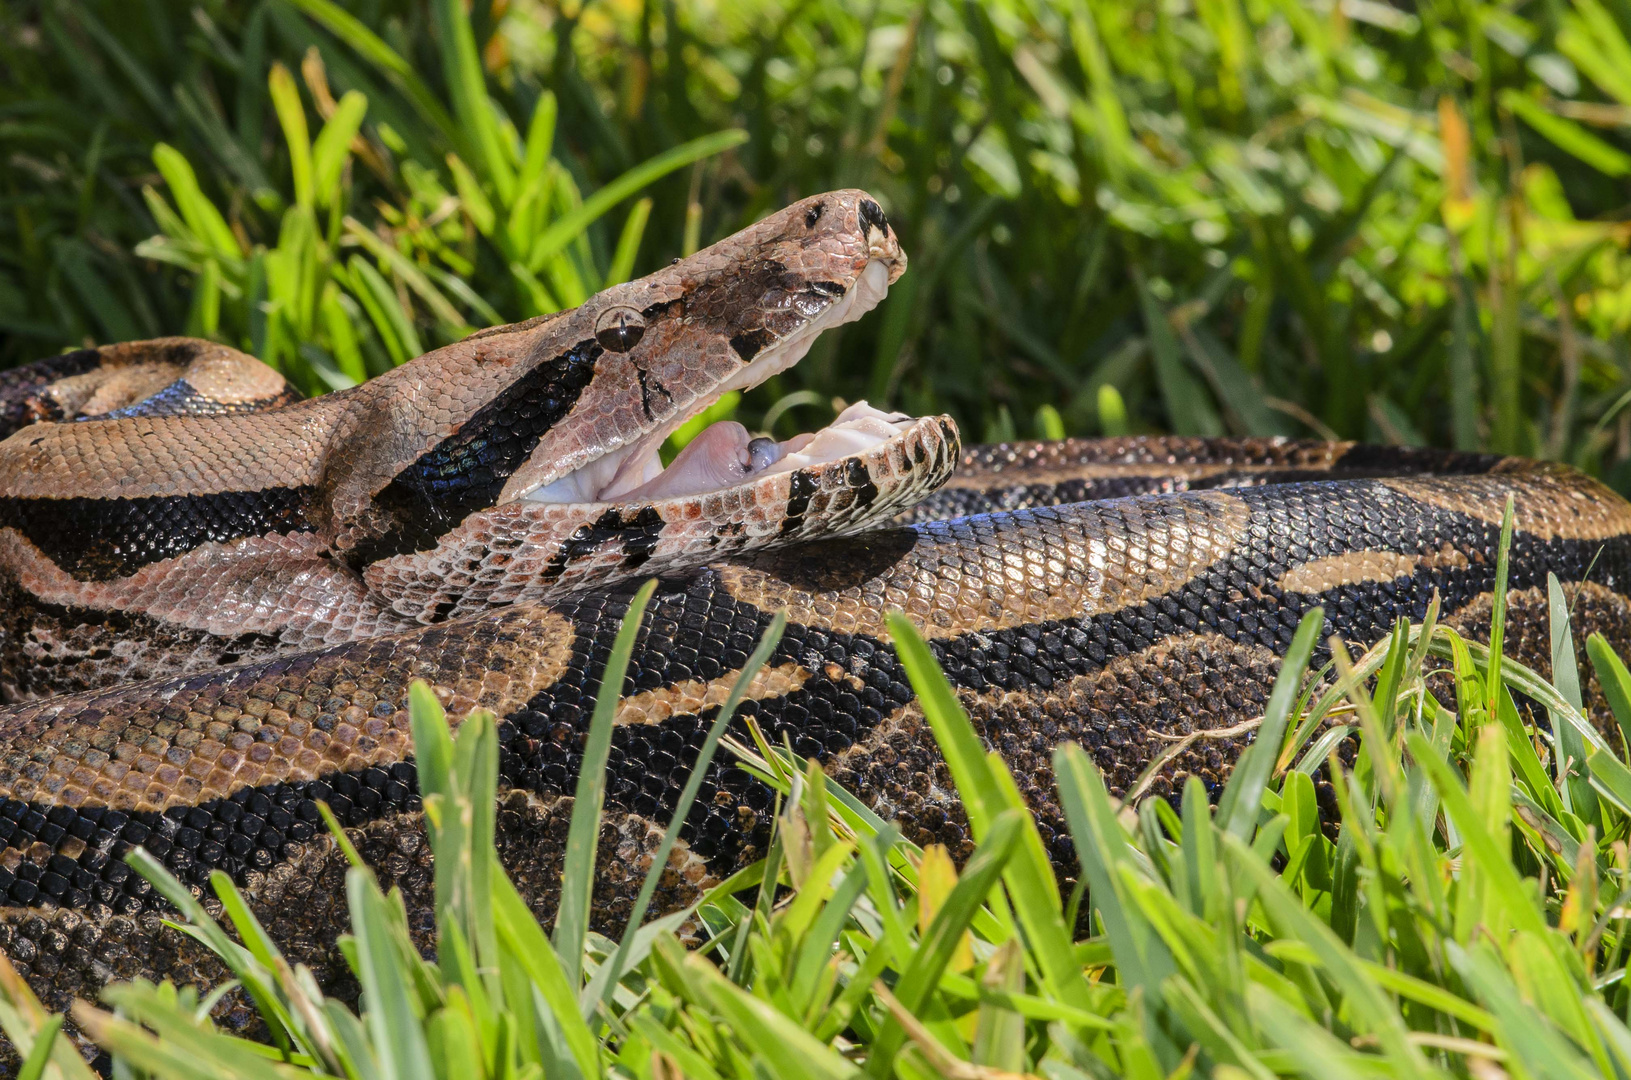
[1, 190, 1629, 1051]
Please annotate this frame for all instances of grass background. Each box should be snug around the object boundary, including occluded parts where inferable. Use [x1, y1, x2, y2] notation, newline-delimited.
[10, 3, 1631, 1074]
[7, 0, 1631, 478]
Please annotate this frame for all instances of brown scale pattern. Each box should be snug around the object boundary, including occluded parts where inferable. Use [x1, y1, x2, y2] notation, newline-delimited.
[0, 605, 576, 813]
[0, 456, 1622, 1038]
[1, 191, 916, 702]
[902, 437, 1504, 523]
[722, 488, 1254, 642]
[828, 635, 1281, 874]
[0, 339, 296, 442]
[0, 572, 294, 701]
[0, 789, 708, 1049]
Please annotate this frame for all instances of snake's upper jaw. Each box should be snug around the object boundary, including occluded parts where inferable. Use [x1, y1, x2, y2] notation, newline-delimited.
[715, 256, 894, 398]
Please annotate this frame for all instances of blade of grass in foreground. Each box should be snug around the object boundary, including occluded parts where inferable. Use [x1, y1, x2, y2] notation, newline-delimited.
[491, 871, 599, 1078]
[1586, 632, 1631, 754]
[0, 957, 92, 1080]
[589, 610, 789, 1012]
[281, 0, 459, 141]
[554, 577, 658, 986]
[526, 130, 749, 273]
[1549, 574, 1600, 823]
[1223, 831, 1438, 1074]
[1054, 742, 1179, 1056]
[886, 610, 1095, 1014]
[864, 809, 1023, 1078]
[688, 953, 863, 1080]
[348, 867, 435, 1080]
[1217, 605, 1324, 839]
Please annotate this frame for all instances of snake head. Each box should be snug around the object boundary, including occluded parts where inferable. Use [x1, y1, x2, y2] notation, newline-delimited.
[326, 190, 915, 560]
[498, 189, 907, 505]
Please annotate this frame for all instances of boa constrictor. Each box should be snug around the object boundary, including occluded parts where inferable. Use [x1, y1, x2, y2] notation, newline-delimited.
[1, 190, 1629, 1049]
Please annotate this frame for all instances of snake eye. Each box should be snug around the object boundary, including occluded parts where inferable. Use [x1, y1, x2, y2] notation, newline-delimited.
[595, 306, 646, 352]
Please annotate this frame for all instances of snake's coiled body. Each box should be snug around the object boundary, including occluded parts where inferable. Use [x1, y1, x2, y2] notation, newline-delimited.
[0, 191, 1629, 1051]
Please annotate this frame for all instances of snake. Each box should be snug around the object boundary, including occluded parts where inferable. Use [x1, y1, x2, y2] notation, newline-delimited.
[1, 189, 1629, 1050]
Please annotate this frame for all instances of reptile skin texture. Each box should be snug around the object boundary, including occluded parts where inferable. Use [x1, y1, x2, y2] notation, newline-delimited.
[0, 455, 1626, 1056]
[1, 192, 1629, 1068]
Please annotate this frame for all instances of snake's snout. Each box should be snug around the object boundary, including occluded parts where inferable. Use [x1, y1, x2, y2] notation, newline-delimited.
[785, 189, 908, 285]
[855, 192, 907, 284]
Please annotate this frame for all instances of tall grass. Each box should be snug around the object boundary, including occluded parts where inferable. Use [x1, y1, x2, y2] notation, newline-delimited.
[9, 534, 1631, 1075]
[7, 0, 1631, 479]
[11, 4, 1631, 1072]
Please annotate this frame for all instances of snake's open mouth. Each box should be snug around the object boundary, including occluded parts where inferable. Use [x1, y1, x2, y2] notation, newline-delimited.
[520, 258, 918, 508]
[601, 401, 916, 502]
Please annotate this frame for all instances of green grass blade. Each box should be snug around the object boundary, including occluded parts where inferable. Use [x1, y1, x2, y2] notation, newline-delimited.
[269, 63, 314, 209]
[1486, 494, 1515, 719]
[1371, 617, 1409, 735]
[1245, 984, 1374, 1080]
[1448, 272, 1483, 451]
[205, 872, 303, 1054]
[343, 218, 472, 335]
[72, 1003, 272, 1080]
[788, 858, 870, 1012]
[423, 264, 503, 328]
[1054, 743, 1177, 1004]
[1218, 606, 1323, 838]
[1445, 941, 1601, 1079]
[592, 610, 787, 1011]
[409, 681, 455, 804]
[348, 868, 435, 1080]
[1222, 831, 1435, 1072]
[1134, 269, 1222, 436]
[689, 954, 863, 1080]
[526, 130, 747, 273]
[516, 92, 558, 210]
[864, 808, 1022, 1078]
[885, 611, 1003, 831]
[492, 870, 598, 1078]
[1586, 633, 1631, 753]
[14, 1014, 62, 1080]
[422, 701, 500, 1001]
[279, 0, 459, 141]
[603, 197, 653, 288]
[888, 612, 1094, 1012]
[1502, 90, 1631, 176]
[1098, 384, 1130, 437]
[431, 0, 515, 202]
[312, 90, 368, 209]
[346, 255, 422, 362]
[628, 1012, 727, 1080]
[447, 152, 497, 236]
[151, 144, 241, 260]
[1407, 731, 1550, 937]
[553, 577, 658, 985]
[1549, 574, 1599, 822]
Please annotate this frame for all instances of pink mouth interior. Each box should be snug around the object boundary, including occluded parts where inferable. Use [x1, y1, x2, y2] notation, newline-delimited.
[601, 402, 913, 502]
